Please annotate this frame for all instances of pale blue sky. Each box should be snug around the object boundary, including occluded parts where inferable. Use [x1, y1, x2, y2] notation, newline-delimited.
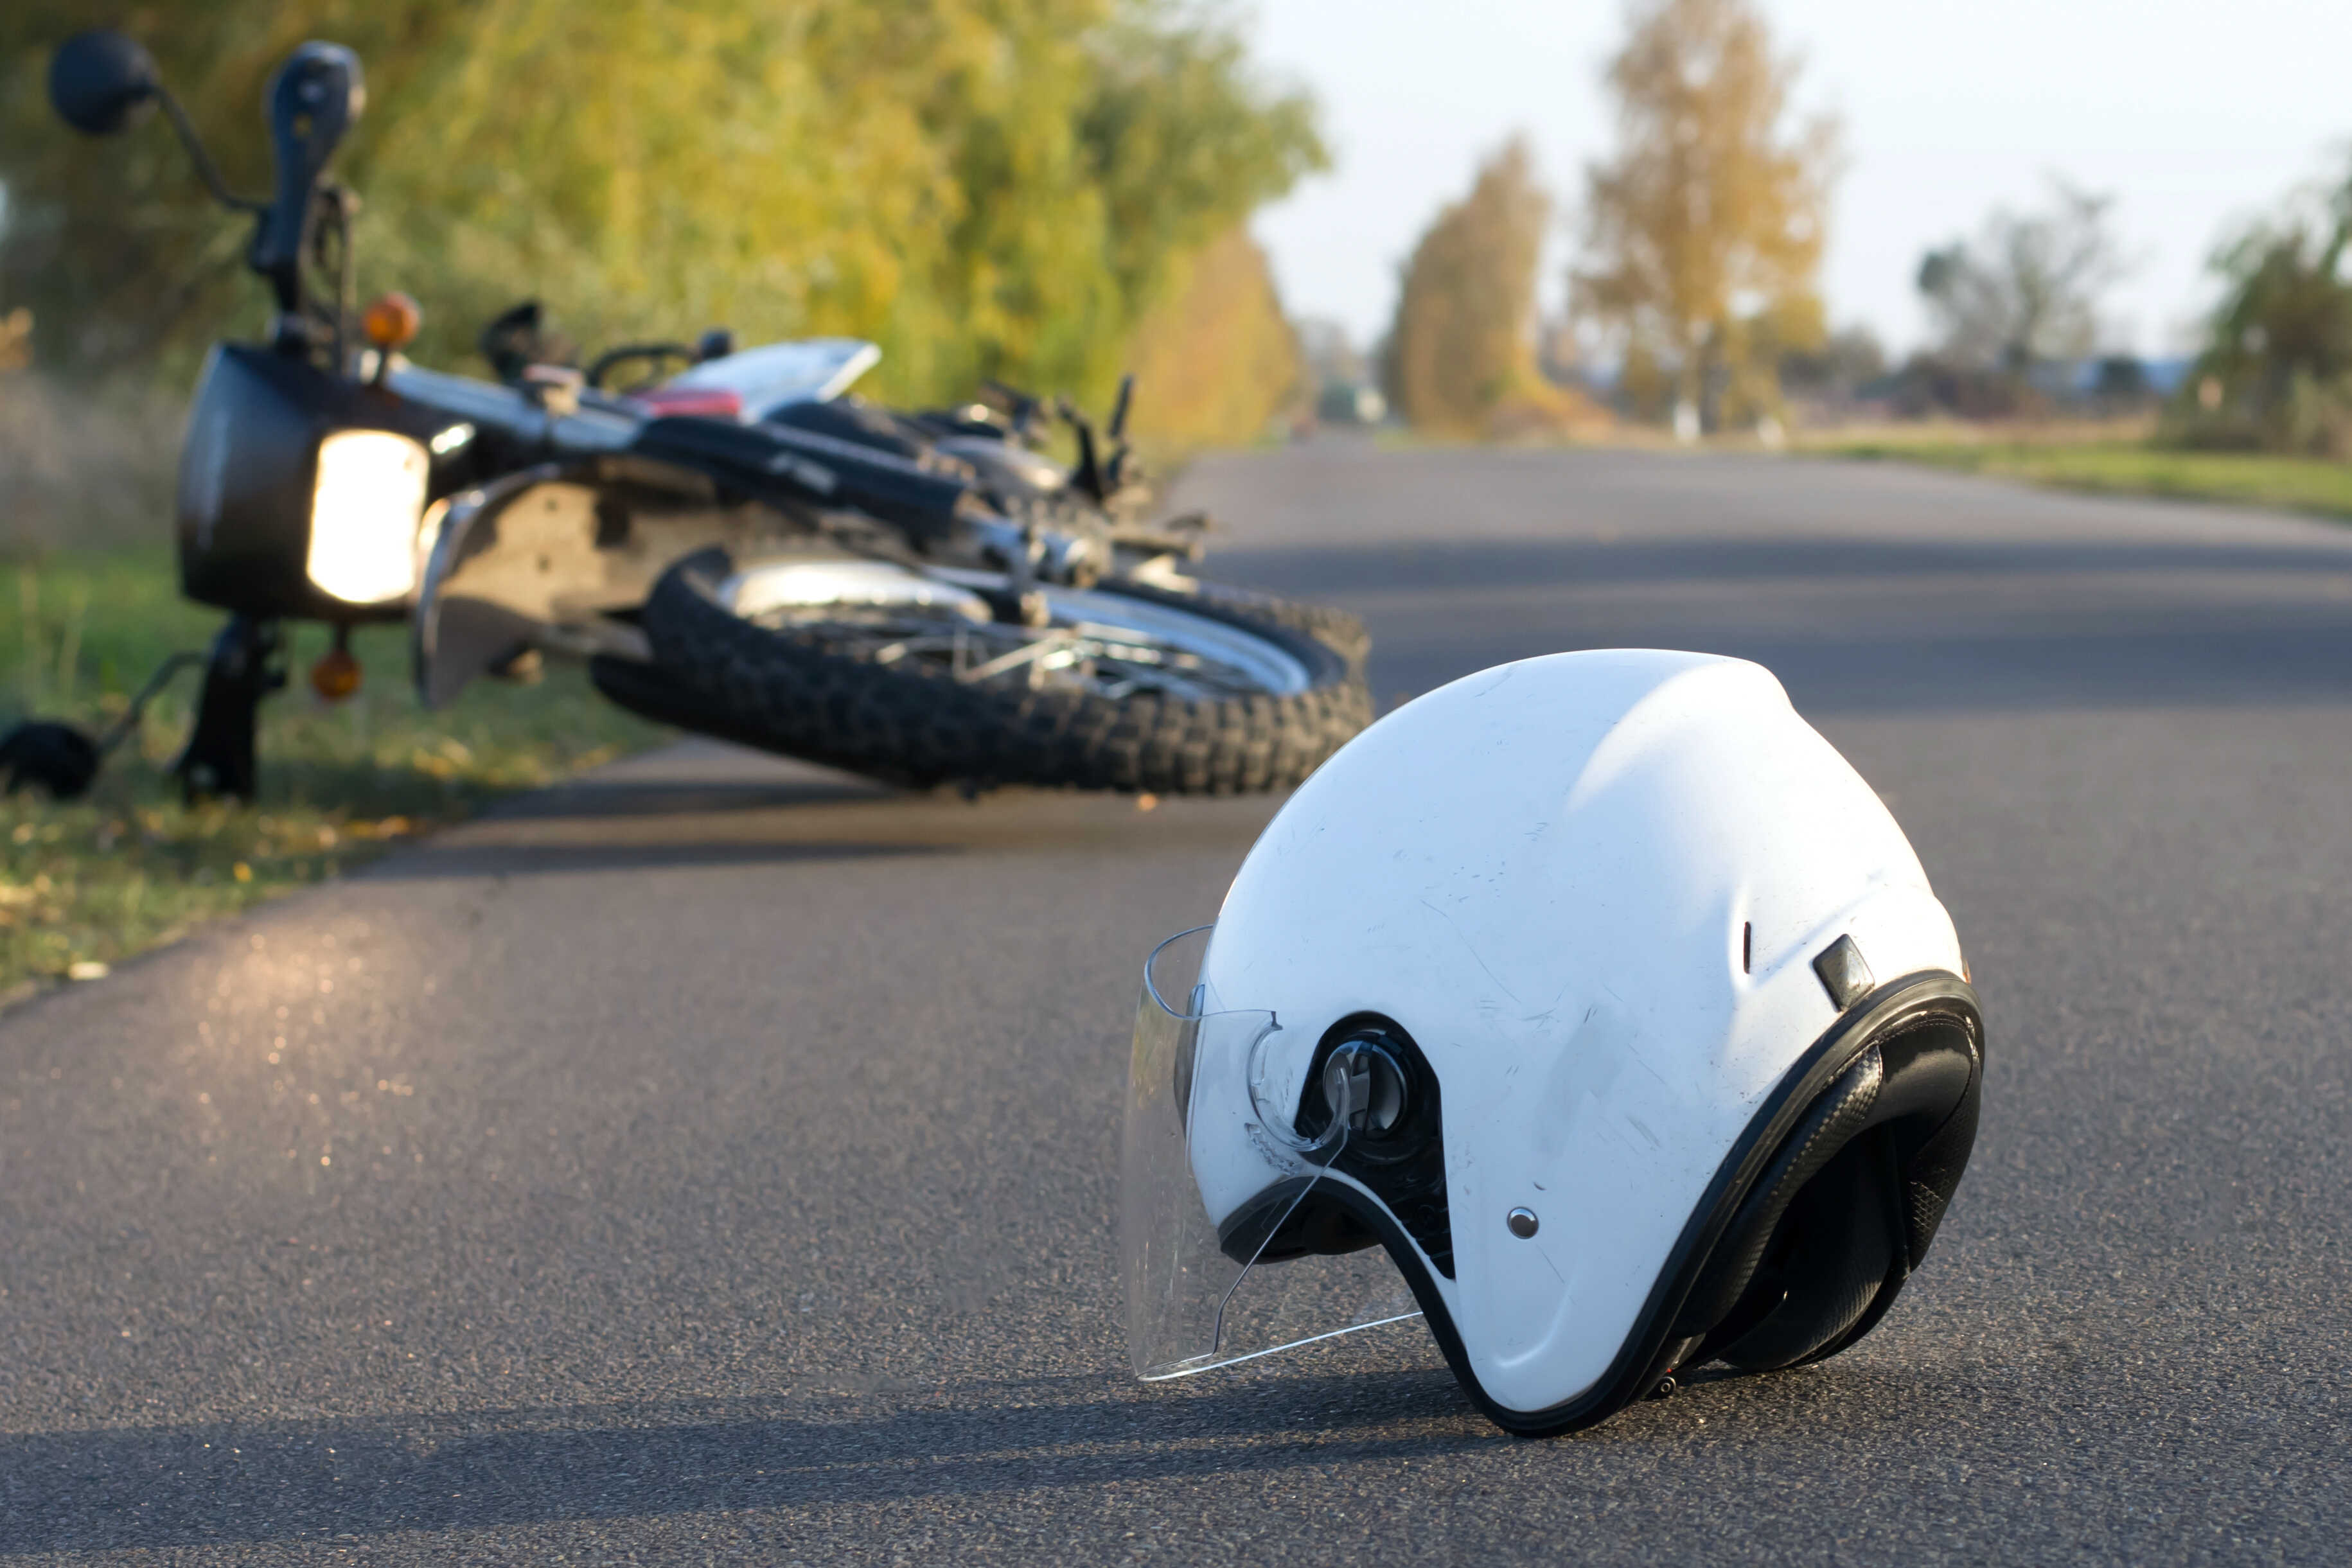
[1246, 0, 2352, 358]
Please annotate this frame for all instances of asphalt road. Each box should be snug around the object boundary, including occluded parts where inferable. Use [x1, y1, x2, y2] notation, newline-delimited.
[5, 444, 2351, 1563]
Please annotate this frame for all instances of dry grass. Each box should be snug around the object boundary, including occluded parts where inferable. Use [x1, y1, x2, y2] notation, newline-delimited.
[3, 547, 662, 1003]
[1803, 420, 2352, 524]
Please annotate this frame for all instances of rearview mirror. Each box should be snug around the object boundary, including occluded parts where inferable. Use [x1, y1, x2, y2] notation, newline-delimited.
[49, 30, 159, 136]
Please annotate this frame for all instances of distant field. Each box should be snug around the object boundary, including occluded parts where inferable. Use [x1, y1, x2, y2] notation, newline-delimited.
[3, 547, 661, 1001]
[1810, 428, 2352, 523]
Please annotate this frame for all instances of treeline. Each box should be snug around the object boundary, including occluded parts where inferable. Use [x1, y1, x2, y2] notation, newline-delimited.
[1864, 159, 2352, 455]
[0, 0, 1319, 443]
[1366, 0, 2352, 455]
[1381, 140, 1593, 440]
[1372, 0, 1831, 441]
[2170, 168, 2352, 457]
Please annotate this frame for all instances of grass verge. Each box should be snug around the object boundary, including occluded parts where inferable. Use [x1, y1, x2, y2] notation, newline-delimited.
[1811, 428, 2352, 523]
[3, 547, 663, 1001]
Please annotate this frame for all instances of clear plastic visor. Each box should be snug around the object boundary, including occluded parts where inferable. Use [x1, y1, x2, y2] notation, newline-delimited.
[1120, 926, 1422, 1380]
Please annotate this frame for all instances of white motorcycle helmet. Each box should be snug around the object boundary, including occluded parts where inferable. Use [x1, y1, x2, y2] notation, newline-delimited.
[1122, 650, 1983, 1433]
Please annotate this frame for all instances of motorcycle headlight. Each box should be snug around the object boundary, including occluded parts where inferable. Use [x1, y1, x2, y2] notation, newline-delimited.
[305, 430, 430, 606]
[179, 346, 450, 622]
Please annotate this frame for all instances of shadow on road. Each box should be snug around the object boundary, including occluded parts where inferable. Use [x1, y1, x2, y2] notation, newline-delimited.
[1361, 621, 2352, 715]
[0, 1371, 1487, 1551]
[1216, 534, 2352, 597]
[1199, 535, 2352, 715]
[343, 749, 1279, 881]
[480, 776, 890, 822]
[358, 839, 952, 880]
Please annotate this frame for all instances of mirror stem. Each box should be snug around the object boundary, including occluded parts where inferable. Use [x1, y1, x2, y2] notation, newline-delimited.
[156, 88, 265, 213]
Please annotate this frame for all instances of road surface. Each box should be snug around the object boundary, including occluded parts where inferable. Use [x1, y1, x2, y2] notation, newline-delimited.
[4, 444, 2349, 1562]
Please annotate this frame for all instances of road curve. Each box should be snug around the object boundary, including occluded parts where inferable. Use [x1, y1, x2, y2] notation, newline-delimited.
[3, 443, 2349, 1562]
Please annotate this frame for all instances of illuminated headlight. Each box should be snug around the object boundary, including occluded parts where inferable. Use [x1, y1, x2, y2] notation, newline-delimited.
[306, 430, 430, 605]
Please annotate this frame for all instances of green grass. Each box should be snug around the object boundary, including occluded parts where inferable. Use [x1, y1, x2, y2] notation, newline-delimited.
[1816, 432, 2352, 523]
[3, 547, 662, 1000]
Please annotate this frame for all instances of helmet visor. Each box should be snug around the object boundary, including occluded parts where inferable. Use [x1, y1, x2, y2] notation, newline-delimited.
[1120, 926, 1422, 1380]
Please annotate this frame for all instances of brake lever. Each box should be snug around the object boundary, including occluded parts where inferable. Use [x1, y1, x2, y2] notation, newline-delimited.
[1107, 374, 1134, 441]
[1056, 396, 1108, 504]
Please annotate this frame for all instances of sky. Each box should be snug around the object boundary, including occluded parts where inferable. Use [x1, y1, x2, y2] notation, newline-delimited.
[1245, 0, 2352, 360]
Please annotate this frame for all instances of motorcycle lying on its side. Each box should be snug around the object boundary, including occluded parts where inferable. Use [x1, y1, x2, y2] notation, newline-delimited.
[517, 301, 1167, 537]
[0, 31, 1372, 805]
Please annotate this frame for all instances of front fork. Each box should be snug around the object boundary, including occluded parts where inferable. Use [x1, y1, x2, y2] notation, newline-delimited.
[172, 615, 285, 802]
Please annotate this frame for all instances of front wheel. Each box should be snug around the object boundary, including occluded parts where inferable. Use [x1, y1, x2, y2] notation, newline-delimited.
[628, 550, 1372, 794]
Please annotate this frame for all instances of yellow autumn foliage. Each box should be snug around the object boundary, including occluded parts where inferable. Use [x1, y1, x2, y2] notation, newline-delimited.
[0, 0, 1322, 436]
[1383, 138, 1598, 440]
[1122, 227, 1304, 448]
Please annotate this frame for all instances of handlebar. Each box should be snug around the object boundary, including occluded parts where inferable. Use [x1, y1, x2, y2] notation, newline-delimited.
[152, 91, 265, 215]
[51, 31, 366, 363]
[585, 342, 697, 392]
[250, 44, 364, 321]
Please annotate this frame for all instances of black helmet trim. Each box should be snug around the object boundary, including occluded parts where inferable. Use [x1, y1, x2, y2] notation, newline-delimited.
[1304, 969, 1984, 1437]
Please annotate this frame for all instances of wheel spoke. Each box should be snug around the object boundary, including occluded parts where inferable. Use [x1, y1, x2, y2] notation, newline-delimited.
[750, 598, 1279, 701]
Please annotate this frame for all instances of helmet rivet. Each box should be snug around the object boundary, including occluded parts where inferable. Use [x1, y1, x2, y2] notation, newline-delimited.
[1507, 1207, 1539, 1239]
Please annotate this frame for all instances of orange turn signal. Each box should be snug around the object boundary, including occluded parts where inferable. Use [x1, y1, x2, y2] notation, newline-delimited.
[362, 291, 422, 351]
[310, 646, 363, 702]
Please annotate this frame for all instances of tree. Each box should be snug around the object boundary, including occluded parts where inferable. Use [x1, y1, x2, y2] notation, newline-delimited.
[1572, 0, 1836, 434]
[2166, 164, 2352, 455]
[1122, 226, 1304, 446]
[0, 0, 1323, 429]
[1916, 180, 2124, 374]
[1382, 137, 1559, 437]
[1776, 323, 1884, 403]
